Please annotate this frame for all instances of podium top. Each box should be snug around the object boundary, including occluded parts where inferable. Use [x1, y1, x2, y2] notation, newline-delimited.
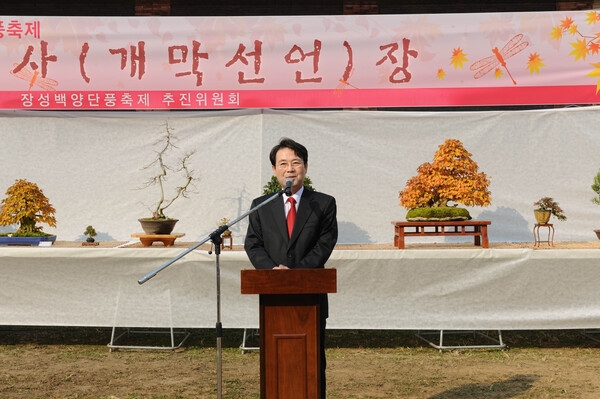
[241, 268, 336, 295]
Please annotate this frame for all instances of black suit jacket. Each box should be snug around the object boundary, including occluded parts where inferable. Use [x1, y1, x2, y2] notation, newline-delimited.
[244, 188, 338, 317]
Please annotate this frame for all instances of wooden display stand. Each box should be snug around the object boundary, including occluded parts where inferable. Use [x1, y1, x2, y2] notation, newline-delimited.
[131, 233, 184, 247]
[241, 268, 337, 399]
[533, 223, 554, 247]
[221, 234, 233, 250]
[392, 220, 491, 249]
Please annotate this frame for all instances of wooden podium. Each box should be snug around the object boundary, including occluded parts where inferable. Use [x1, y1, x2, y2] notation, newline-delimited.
[241, 268, 337, 399]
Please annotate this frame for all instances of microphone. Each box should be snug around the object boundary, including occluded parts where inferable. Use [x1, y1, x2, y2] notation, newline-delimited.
[284, 178, 293, 196]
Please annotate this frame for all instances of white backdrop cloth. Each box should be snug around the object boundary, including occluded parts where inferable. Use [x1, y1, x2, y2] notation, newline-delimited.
[2, 247, 600, 330]
[1, 107, 600, 244]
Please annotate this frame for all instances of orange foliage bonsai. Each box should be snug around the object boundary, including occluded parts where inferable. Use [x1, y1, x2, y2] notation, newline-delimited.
[0, 179, 56, 235]
[399, 139, 491, 219]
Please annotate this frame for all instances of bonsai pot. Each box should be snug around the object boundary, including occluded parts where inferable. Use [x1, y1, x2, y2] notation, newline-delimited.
[0, 235, 57, 246]
[534, 210, 551, 224]
[138, 218, 178, 235]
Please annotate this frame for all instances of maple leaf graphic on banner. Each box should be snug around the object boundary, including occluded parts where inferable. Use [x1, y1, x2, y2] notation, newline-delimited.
[527, 53, 545, 74]
[569, 37, 589, 61]
[552, 11, 600, 92]
[586, 62, 600, 93]
[450, 47, 469, 70]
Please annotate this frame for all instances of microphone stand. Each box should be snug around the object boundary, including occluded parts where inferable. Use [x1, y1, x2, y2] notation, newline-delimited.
[138, 185, 289, 399]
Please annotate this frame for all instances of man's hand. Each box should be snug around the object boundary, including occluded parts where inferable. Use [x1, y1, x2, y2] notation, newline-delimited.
[273, 265, 290, 269]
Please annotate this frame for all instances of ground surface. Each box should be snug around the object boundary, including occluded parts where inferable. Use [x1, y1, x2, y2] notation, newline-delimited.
[3, 241, 600, 398]
[1, 328, 600, 399]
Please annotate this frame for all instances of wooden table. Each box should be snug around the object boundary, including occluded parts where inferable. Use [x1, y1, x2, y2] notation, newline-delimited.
[392, 220, 491, 249]
[131, 233, 185, 247]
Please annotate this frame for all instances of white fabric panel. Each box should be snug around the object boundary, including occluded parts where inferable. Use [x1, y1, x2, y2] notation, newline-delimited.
[2, 247, 600, 330]
[1, 107, 600, 244]
[0, 247, 258, 328]
[327, 249, 600, 330]
[0, 109, 263, 244]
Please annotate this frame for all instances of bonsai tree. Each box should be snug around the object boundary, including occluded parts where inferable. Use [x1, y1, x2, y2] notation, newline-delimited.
[217, 217, 232, 236]
[140, 121, 199, 219]
[0, 179, 56, 235]
[592, 170, 600, 238]
[534, 197, 567, 222]
[592, 170, 600, 205]
[399, 139, 491, 220]
[262, 175, 315, 195]
[84, 225, 98, 242]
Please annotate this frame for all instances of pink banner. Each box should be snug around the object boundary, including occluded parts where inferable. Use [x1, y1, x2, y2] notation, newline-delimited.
[1, 12, 599, 109]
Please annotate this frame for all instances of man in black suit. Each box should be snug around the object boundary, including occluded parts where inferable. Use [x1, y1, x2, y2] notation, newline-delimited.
[244, 137, 338, 398]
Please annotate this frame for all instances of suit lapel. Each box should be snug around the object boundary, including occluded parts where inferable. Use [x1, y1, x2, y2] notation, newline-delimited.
[289, 190, 313, 244]
[271, 195, 289, 239]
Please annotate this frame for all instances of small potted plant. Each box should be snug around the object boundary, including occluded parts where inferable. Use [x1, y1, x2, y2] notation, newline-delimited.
[217, 217, 232, 236]
[84, 225, 97, 243]
[533, 197, 567, 224]
[0, 179, 57, 245]
[591, 170, 600, 239]
[138, 121, 199, 235]
[591, 170, 600, 206]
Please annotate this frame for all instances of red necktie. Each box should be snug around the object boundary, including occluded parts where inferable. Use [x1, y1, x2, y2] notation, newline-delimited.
[287, 197, 296, 238]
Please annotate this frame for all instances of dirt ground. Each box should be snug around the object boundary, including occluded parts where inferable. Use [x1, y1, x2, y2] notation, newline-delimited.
[1, 328, 600, 399]
[2, 241, 600, 398]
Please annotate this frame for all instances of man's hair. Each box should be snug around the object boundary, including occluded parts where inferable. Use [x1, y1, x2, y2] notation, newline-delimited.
[269, 137, 308, 166]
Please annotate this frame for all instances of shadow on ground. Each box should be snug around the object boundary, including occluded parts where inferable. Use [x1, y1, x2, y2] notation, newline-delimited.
[428, 374, 539, 399]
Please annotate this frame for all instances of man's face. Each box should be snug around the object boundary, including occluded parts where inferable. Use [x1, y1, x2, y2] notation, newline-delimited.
[272, 147, 308, 194]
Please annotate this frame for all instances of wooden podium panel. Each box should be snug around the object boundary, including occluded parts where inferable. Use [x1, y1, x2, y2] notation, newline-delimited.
[241, 269, 337, 295]
[241, 269, 336, 399]
[262, 294, 319, 399]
